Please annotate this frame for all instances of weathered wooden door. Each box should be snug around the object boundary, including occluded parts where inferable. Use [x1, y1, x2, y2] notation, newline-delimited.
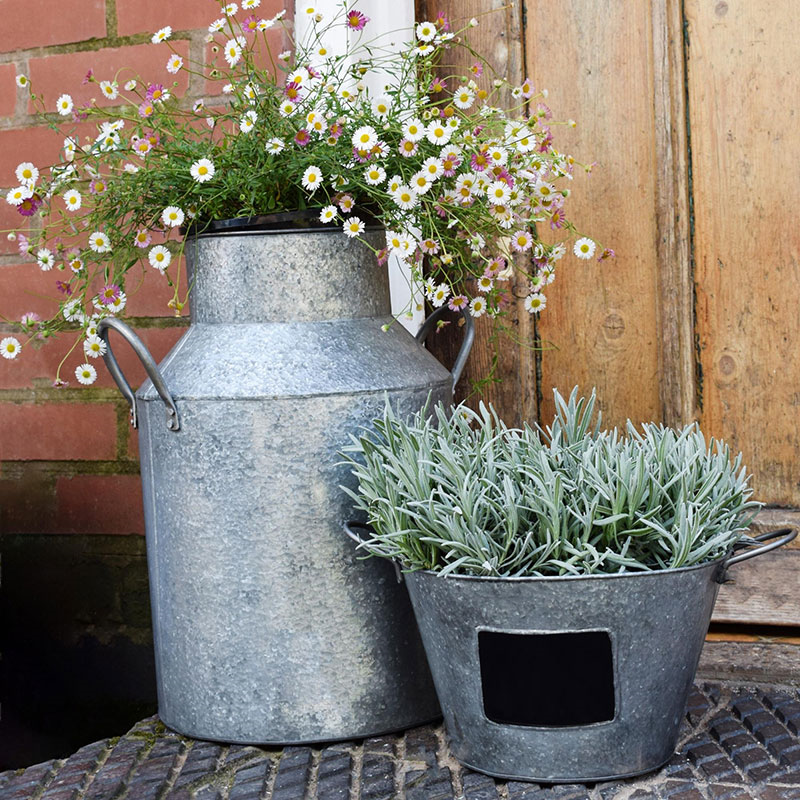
[418, 0, 800, 631]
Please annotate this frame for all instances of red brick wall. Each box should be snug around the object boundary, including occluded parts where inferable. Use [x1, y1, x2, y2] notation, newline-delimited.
[0, 1, 287, 534]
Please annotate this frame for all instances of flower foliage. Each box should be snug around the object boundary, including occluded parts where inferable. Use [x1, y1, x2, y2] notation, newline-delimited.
[342, 388, 761, 577]
[2, 1, 606, 385]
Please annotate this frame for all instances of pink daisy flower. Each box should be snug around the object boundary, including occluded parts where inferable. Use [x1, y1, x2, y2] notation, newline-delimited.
[138, 101, 155, 118]
[470, 151, 490, 172]
[469, 62, 483, 78]
[146, 83, 168, 102]
[598, 248, 616, 262]
[398, 139, 418, 158]
[485, 257, 506, 278]
[434, 13, 450, 31]
[520, 78, 534, 98]
[17, 193, 43, 217]
[328, 122, 343, 140]
[550, 208, 566, 230]
[346, 10, 369, 31]
[134, 229, 152, 248]
[448, 295, 468, 312]
[98, 284, 121, 305]
[420, 239, 439, 255]
[55, 280, 73, 295]
[429, 77, 447, 94]
[89, 178, 108, 195]
[294, 129, 311, 147]
[284, 82, 302, 103]
[242, 14, 260, 33]
[376, 247, 389, 266]
[511, 231, 534, 252]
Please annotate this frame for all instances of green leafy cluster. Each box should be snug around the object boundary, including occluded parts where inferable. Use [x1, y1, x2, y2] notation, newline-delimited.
[342, 389, 761, 577]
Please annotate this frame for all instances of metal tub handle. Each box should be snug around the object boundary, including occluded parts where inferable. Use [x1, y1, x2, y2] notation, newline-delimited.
[415, 306, 475, 393]
[725, 527, 796, 567]
[343, 521, 404, 583]
[98, 317, 180, 432]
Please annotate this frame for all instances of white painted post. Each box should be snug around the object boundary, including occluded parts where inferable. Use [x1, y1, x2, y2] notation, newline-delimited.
[293, 0, 422, 332]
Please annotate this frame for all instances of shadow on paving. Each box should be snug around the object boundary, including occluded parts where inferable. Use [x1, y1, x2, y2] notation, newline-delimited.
[3, 682, 800, 799]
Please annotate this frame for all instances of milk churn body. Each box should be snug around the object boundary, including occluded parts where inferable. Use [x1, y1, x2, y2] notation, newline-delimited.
[100, 225, 468, 743]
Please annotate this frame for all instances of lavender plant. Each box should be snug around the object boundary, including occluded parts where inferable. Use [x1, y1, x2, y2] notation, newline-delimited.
[342, 388, 761, 577]
[1, 1, 608, 386]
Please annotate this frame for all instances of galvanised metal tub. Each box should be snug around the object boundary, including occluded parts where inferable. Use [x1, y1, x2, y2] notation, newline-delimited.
[396, 529, 794, 782]
[97, 218, 473, 744]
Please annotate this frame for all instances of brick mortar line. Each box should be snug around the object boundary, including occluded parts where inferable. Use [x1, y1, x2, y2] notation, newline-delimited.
[261, 749, 280, 800]
[0, 460, 141, 476]
[435, 724, 464, 798]
[305, 747, 322, 800]
[78, 740, 114, 797]
[30, 758, 65, 800]
[156, 738, 191, 800]
[347, 741, 363, 800]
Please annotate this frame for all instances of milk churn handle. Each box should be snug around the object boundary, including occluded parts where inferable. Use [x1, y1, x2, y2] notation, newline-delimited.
[97, 317, 180, 432]
[724, 527, 796, 568]
[415, 306, 475, 393]
[343, 521, 404, 583]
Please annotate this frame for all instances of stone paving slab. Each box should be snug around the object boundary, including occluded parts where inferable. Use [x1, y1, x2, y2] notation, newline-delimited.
[4, 682, 800, 799]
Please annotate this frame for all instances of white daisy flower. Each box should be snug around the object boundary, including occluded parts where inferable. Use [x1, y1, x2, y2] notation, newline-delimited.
[242, 0, 260, 7]
[106, 292, 127, 314]
[424, 278, 436, 300]
[551, 243, 567, 261]
[351, 125, 377, 151]
[15, 75, 28, 88]
[524, 293, 547, 313]
[37, 248, 55, 270]
[573, 237, 596, 259]
[123, 163, 140, 174]
[240, 110, 257, 133]
[364, 166, 386, 185]
[511, 230, 534, 252]
[391, 185, 418, 210]
[421, 157, 443, 179]
[416, 21, 437, 41]
[425, 121, 451, 146]
[68, 255, 84, 273]
[488, 145, 508, 167]
[343, 216, 365, 238]
[288, 68, 310, 86]
[256, 18, 274, 30]
[5, 186, 32, 206]
[477, 276, 494, 293]
[148, 245, 172, 271]
[402, 118, 425, 142]
[63, 189, 82, 211]
[56, 93, 74, 115]
[16, 162, 39, 186]
[224, 38, 243, 67]
[1, 337, 22, 359]
[223, 3, 238, 15]
[84, 335, 107, 359]
[469, 297, 487, 317]
[161, 206, 185, 228]
[89, 232, 112, 253]
[387, 174, 403, 194]
[190, 159, 215, 183]
[63, 137, 78, 161]
[410, 172, 432, 195]
[151, 26, 172, 43]
[413, 43, 435, 57]
[431, 283, 450, 307]
[535, 181, 556, 200]
[453, 87, 475, 109]
[166, 55, 184, 74]
[266, 137, 285, 154]
[279, 100, 296, 117]
[487, 181, 511, 206]
[319, 205, 337, 223]
[209, 18, 225, 32]
[124, 79, 137, 91]
[371, 94, 392, 118]
[301, 165, 323, 192]
[75, 363, 98, 385]
[62, 299, 84, 322]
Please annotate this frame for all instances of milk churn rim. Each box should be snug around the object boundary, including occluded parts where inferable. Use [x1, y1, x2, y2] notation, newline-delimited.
[184, 208, 384, 236]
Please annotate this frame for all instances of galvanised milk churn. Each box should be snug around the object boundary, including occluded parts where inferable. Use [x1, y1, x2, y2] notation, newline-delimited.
[98, 217, 473, 744]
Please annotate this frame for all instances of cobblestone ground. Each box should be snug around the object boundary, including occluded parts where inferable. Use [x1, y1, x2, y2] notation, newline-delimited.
[4, 682, 800, 799]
